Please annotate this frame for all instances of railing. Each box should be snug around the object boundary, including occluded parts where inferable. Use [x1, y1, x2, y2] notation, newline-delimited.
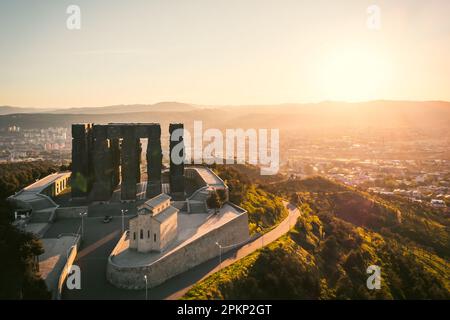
[56, 231, 81, 300]
[217, 235, 255, 251]
[187, 186, 209, 213]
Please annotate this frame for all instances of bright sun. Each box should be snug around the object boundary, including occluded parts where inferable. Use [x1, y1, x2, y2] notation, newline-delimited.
[313, 45, 393, 101]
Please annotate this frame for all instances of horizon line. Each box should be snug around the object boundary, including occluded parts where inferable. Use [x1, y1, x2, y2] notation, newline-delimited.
[2, 99, 450, 110]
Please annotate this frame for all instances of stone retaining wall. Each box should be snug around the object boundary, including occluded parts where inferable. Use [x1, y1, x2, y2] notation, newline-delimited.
[106, 212, 249, 289]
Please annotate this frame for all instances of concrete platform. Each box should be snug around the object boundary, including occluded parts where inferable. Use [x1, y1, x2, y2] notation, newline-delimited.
[39, 236, 78, 296]
[112, 204, 242, 267]
[24, 222, 48, 236]
[107, 203, 249, 289]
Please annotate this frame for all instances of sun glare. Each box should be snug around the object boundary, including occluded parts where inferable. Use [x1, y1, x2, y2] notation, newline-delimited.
[313, 46, 392, 101]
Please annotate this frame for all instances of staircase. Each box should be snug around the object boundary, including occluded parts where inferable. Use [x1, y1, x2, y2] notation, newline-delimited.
[15, 192, 58, 223]
[187, 186, 210, 213]
[29, 208, 56, 223]
[189, 201, 208, 213]
[27, 196, 56, 211]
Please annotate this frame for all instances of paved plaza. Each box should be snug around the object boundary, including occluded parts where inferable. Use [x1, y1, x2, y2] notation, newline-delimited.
[112, 204, 242, 267]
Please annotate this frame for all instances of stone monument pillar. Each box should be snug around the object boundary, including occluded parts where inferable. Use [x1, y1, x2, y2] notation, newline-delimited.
[90, 125, 113, 201]
[169, 123, 185, 199]
[146, 124, 162, 198]
[71, 123, 93, 198]
[110, 138, 121, 190]
[121, 126, 138, 200]
[135, 138, 142, 183]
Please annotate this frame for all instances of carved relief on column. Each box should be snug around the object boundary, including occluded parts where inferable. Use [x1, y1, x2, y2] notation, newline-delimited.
[135, 138, 142, 184]
[71, 123, 93, 198]
[146, 124, 162, 198]
[121, 126, 138, 200]
[110, 138, 121, 189]
[169, 123, 185, 199]
[90, 125, 113, 201]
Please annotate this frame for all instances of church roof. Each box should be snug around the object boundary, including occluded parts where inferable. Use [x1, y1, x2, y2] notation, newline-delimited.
[152, 205, 178, 223]
[139, 193, 171, 211]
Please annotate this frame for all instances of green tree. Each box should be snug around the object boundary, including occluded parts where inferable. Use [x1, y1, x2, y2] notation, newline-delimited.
[216, 188, 228, 203]
[290, 192, 302, 207]
[0, 161, 56, 299]
[0, 223, 51, 299]
[207, 190, 223, 214]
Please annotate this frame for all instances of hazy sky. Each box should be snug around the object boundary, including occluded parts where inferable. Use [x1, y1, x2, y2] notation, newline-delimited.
[0, 0, 449, 108]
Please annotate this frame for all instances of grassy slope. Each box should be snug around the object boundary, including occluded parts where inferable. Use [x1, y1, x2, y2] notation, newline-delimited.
[211, 164, 288, 234]
[183, 177, 450, 300]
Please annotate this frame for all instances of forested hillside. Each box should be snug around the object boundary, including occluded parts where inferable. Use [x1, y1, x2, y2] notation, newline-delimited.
[0, 161, 56, 299]
[184, 176, 450, 299]
[0, 161, 57, 199]
[211, 164, 288, 234]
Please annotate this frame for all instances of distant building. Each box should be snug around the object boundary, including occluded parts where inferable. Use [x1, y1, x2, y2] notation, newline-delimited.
[129, 194, 178, 253]
[431, 199, 446, 208]
[415, 175, 427, 183]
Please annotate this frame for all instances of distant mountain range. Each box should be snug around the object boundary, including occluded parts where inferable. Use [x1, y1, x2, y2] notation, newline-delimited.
[0, 101, 201, 115]
[0, 100, 449, 133]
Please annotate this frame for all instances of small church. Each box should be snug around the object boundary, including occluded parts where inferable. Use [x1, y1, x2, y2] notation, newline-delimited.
[129, 194, 179, 253]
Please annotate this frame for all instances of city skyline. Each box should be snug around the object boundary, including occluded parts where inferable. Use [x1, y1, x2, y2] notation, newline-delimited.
[1, 0, 450, 108]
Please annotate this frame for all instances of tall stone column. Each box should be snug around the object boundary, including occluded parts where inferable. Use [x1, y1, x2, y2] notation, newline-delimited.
[71, 123, 93, 198]
[135, 138, 142, 183]
[110, 138, 121, 190]
[90, 125, 113, 201]
[146, 124, 162, 198]
[169, 123, 185, 199]
[121, 127, 138, 200]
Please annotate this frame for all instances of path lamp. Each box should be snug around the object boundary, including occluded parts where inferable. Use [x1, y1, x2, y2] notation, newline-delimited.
[144, 275, 148, 300]
[121, 209, 128, 233]
[79, 211, 87, 239]
[215, 242, 222, 267]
